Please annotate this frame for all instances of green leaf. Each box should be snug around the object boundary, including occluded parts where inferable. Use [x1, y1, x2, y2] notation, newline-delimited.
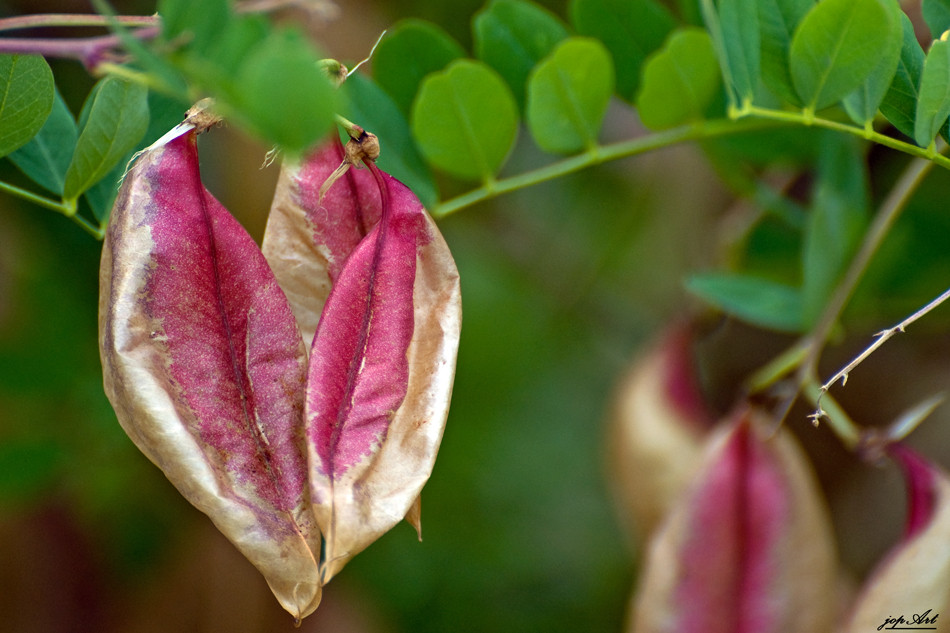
[8, 88, 77, 196]
[915, 38, 950, 147]
[923, 0, 950, 38]
[842, 0, 903, 126]
[341, 73, 439, 209]
[163, 14, 268, 110]
[758, 0, 814, 105]
[702, 125, 823, 167]
[84, 160, 127, 225]
[158, 0, 231, 54]
[63, 78, 148, 203]
[230, 28, 337, 153]
[76, 80, 103, 132]
[686, 273, 804, 332]
[674, 0, 703, 24]
[372, 19, 466, 117]
[0, 55, 54, 159]
[92, 0, 184, 95]
[86, 91, 188, 225]
[411, 59, 519, 182]
[636, 28, 720, 130]
[880, 13, 927, 140]
[790, 0, 901, 111]
[719, 0, 760, 103]
[801, 133, 868, 327]
[201, 14, 269, 82]
[525, 38, 613, 154]
[698, 0, 735, 107]
[473, 0, 569, 109]
[569, 0, 676, 102]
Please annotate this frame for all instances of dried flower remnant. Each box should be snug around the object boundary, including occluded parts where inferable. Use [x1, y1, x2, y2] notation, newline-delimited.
[99, 124, 321, 620]
[843, 445, 950, 632]
[630, 409, 837, 633]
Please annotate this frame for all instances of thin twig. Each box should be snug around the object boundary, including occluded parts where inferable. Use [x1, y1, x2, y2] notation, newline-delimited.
[347, 29, 386, 77]
[742, 105, 950, 171]
[802, 380, 860, 449]
[0, 27, 159, 68]
[817, 286, 950, 402]
[0, 14, 157, 32]
[799, 149, 940, 436]
[741, 143, 941, 439]
[236, 0, 340, 19]
[433, 118, 785, 217]
[802, 152, 939, 383]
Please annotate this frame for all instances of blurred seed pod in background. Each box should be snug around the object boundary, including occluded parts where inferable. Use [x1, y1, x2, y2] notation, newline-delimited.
[628, 408, 838, 633]
[843, 444, 950, 631]
[607, 324, 715, 545]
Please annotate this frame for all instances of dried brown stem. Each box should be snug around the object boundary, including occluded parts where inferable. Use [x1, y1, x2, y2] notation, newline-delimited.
[816, 286, 950, 405]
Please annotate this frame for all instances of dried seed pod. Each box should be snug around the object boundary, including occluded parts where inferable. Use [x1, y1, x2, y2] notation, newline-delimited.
[262, 138, 380, 347]
[630, 409, 838, 633]
[608, 325, 713, 543]
[99, 126, 321, 620]
[843, 445, 950, 631]
[262, 137, 461, 583]
[306, 162, 460, 582]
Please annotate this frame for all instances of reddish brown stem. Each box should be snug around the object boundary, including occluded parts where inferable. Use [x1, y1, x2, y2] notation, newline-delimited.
[0, 27, 158, 69]
[0, 14, 158, 32]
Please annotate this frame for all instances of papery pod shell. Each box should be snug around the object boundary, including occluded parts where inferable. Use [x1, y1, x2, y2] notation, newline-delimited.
[609, 325, 712, 542]
[630, 409, 837, 633]
[301, 164, 461, 583]
[406, 494, 423, 540]
[99, 127, 321, 619]
[262, 139, 380, 347]
[842, 445, 950, 631]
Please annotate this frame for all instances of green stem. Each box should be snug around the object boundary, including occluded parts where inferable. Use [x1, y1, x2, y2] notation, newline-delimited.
[745, 339, 810, 393]
[745, 138, 938, 397]
[802, 380, 860, 450]
[434, 107, 950, 218]
[71, 214, 106, 239]
[334, 114, 364, 139]
[0, 13, 157, 32]
[0, 180, 103, 238]
[800, 148, 938, 381]
[0, 180, 72, 214]
[744, 134, 938, 450]
[96, 62, 176, 94]
[742, 105, 950, 171]
[433, 118, 784, 217]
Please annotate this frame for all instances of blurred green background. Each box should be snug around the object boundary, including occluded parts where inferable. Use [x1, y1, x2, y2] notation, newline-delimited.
[3, 1, 950, 632]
